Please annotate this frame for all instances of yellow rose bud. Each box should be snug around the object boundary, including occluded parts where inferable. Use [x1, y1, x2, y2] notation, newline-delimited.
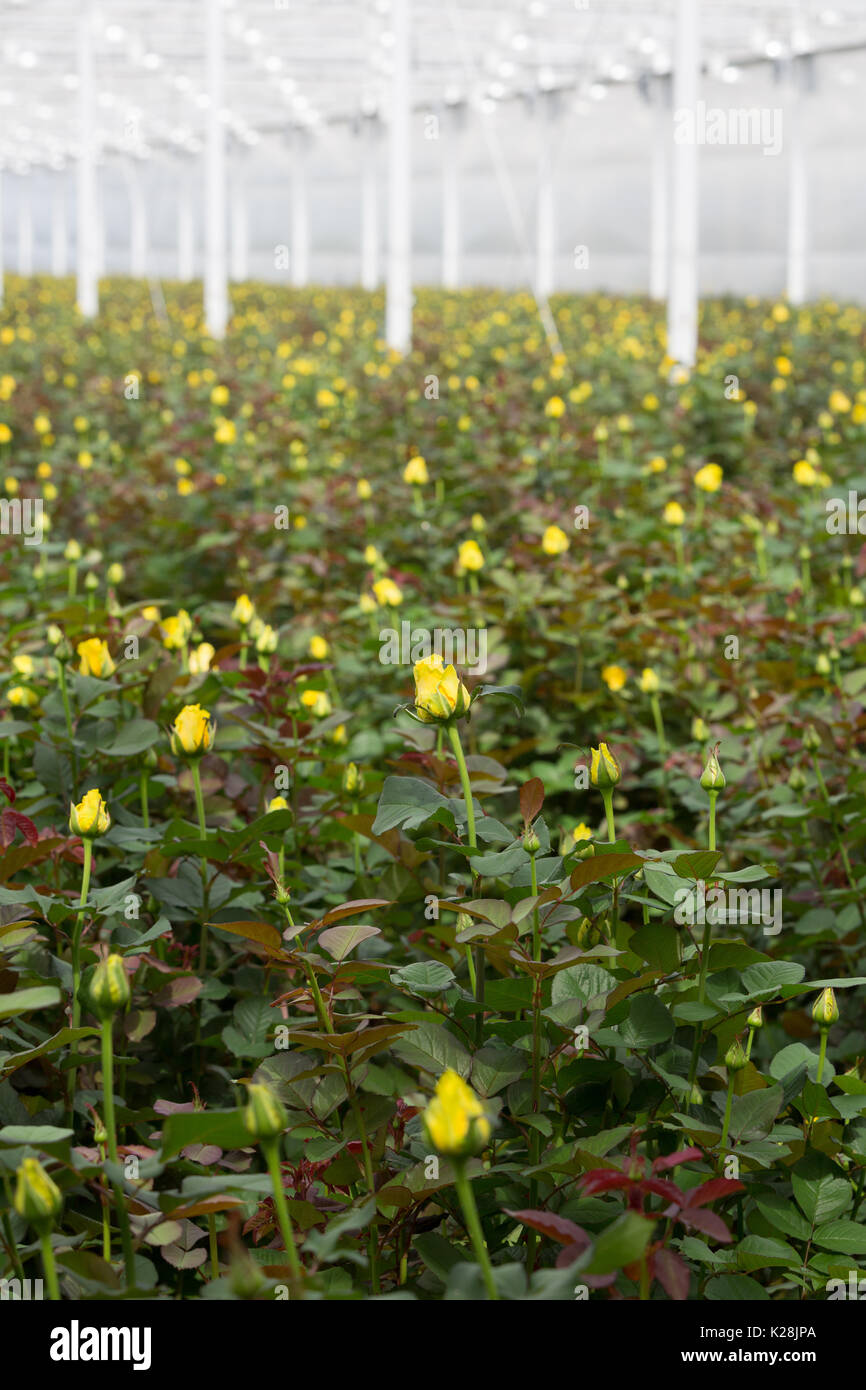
[77, 637, 115, 679]
[700, 746, 726, 791]
[243, 1082, 288, 1141]
[413, 653, 470, 723]
[267, 795, 289, 813]
[14, 1156, 62, 1230]
[372, 576, 403, 607]
[89, 952, 131, 1019]
[812, 987, 839, 1030]
[309, 635, 329, 660]
[590, 742, 621, 788]
[188, 641, 215, 675]
[422, 1068, 491, 1157]
[663, 500, 685, 526]
[171, 703, 215, 757]
[343, 762, 364, 795]
[232, 593, 256, 627]
[160, 610, 192, 650]
[694, 463, 723, 493]
[106, 562, 125, 585]
[457, 539, 485, 573]
[725, 1038, 749, 1072]
[541, 524, 569, 556]
[601, 664, 627, 693]
[69, 788, 111, 838]
[403, 455, 429, 485]
[638, 667, 660, 694]
[300, 689, 331, 718]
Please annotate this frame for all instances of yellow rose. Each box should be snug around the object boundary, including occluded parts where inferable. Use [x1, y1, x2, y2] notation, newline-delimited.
[601, 665, 627, 693]
[373, 577, 403, 607]
[572, 822, 593, 843]
[413, 653, 469, 723]
[457, 539, 484, 572]
[267, 795, 289, 813]
[694, 463, 723, 493]
[544, 395, 566, 419]
[70, 787, 111, 838]
[793, 459, 818, 486]
[232, 594, 255, 627]
[663, 501, 685, 526]
[541, 525, 569, 556]
[77, 637, 115, 678]
[7, 685, 38, 708]
[309, 635, 329, 660]
[638, 668, 660, 694]
[422, 1069, 491, 1156]
[403, 456, 429, 485]
[300, 689, 332, 718]
[171, 703, 215, 757]
[14, 1156, 62, 1228]
[189, 641, 215, 675]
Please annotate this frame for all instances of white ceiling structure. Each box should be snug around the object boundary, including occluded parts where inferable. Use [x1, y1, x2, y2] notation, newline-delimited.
[0, 1, 864, 359]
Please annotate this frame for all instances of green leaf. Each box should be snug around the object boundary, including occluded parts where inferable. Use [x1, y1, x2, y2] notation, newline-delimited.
[103, 718, 161, 757]
[389, 961, 456, 995]
[551, 963, 618, 1007]
[705, 1274, 770, 1300]
[812, 1220, 866, 1255]
[318, 923, 380, 961]
[740, 961, 805, 997]
[391, 1021, 471, 1078]
[372, 777, 451, 834]
[673, 851, 722, 880]
[0, 1124, 74, 1145]
[620, 995, 674, 1049]
[628, 922, 680, 973]
[754, 1196, 812, 1242]
[0, 1027, 99, 1078]
[470, 1044, 526, 1096]
[159, 1110, 252, 1158]
[792, 1153, 851, 1225]
[583, 1212, 654, 1275]
[0, 986, 62, 1019]
[736, 1235, 801, 1270]
[570, 853, 643, 892]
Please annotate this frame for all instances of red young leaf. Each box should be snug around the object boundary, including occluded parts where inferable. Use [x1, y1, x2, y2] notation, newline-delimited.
[579, 1168, 630, 1196]
[519, 777, 545, 827]
[653, 1247, 691, 1301]
[0, 779, 14, 803]
[678, 1207, 733, 1243]
[642, 1178, 685, 1205]
[1, 809, 39, 847]
[651, 1146, 702, 1174]
[683, 1177, 745, 1208]
[505, 1208, 591, 1248]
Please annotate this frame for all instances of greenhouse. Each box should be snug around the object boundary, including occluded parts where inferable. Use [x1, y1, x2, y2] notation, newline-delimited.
[0, 0, 864, 1329]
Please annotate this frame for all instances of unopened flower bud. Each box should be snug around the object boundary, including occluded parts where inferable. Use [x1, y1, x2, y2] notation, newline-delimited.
[13, 1156, 62, 1231]
[523, 828, 541, 855]
[788, 766, 807, 791]
[243, 1082, 287, 1142]
[343, 762, 364, 796]
[700, 745, 726, 791]
[590, 742, 620, 788]
[746, 1005, 764, 1030]
[89, 953, 131, 1019]
[812, 987, 839, 1030]
[725, 1038, 749, 1072]
[802, 724, 821, 752]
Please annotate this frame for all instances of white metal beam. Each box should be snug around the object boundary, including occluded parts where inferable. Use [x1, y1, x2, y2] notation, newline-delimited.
[204, 0, 229, 337]
[650, 80, 669, 301]
[385, 0, 412, 353]
[360, 119, 379, 291]
[667, 0, 700, 370]
[441, 108, 461, 290]
[76, 0, 99, 316]
[535, 100, 555, 301]
[17, 178, 32, 276]
[786, 63, 808, 306]
[51, 176, 68, 277]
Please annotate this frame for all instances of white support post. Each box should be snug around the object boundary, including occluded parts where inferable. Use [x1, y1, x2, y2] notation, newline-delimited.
[360, 120, 379, 290]
[17, 178, 33, 276]
[230, 161, 249, 283]
[126, 164, 148, 278]
[76, 0, 99, 316]
[204, 0, 228, 337]
[786, 63, 807, 306]
[667, 0, 700, 369]
[290, 132, 310, 288]
[177, 168, 194, 280]
[385, 0, 411, 353]
[51, 175, 68, 277]
[441, 108, 460, 289]
[650, 80, 670, 301]
[535, 99, 555, 300]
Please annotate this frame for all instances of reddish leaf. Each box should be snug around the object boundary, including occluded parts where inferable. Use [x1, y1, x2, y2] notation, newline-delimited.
[312, 898, 392, 929]
[0, 779, 14, 803]
[1, 809, 39, 847]
[579, 1168, 629, 1196]
[653, 1247, 691, 1301]
[642, 1178, 685, 1205]
[505, 1208, 590, 1249]
[651, 1147, 702, 1174]
[678, 1207, 732, 1243]
[519, 777, 545, 827]
[683, 1177, 745, 1208]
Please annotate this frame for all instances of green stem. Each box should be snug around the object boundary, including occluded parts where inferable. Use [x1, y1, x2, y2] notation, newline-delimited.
[708, 791, 718, 852]
[816, 1030, 828, 1086]
[57, 660, 74, 741]
[39, 1229, 60, 1301]
[649, 693, 667, 756]
[454, 1161, 497, 1300]
[190, 760, 209, 970]
[261, 1137, 302, 1287]
[208, 1213, 220, 1279]
[448, 723, 484, 1046]
[70, 838, 93, 1032]
[139, 769, 150, 828]
[719, 1072, 736, 1154]
[100, 1015, 135, 1285]
[601, 788, 616, 843]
